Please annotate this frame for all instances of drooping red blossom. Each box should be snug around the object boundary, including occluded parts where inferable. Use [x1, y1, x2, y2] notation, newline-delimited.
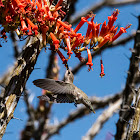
[65, 35, 73, 58]
[100, 59, 105, 78]
[86, 48, 93, 71]
[14, 0, 25, 13]
[74, 12, 93, 33]
[26, 18, 38, 32]
[20, 17, 28, 32]
[41, 26, 49, 46]
[57, 50, 68, 66]
[50, 32, 59, 50]
[57, 19, 72, 31]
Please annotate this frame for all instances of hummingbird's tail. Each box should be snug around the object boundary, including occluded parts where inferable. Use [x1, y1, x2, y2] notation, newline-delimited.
[37, 94, 73, 103]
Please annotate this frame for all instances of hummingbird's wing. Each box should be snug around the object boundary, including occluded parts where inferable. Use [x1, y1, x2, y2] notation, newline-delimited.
[33, 79, 75, 95]
[38, 94, 73, 103]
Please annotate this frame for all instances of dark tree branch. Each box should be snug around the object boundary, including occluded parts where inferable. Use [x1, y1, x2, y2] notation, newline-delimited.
[0, 35, 43, 138]
[115, 16, 140, 140]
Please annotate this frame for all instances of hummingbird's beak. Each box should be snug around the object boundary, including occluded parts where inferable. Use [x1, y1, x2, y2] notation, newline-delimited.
[66, 64, 69, 70]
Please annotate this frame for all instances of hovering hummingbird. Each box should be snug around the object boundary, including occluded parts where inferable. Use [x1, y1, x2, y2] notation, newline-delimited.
[33, 69, 95, 113]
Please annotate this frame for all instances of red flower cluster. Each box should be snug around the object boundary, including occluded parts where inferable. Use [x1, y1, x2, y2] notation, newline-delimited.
[0, 0, 131, 76]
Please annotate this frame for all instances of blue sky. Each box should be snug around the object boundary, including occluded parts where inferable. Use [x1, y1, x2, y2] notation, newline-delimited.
[1, 0, 140, 140]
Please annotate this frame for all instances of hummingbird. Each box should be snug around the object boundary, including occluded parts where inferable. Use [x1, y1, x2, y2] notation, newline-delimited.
[33, 69, 95, 113]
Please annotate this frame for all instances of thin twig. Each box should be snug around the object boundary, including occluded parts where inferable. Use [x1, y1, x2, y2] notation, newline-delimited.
[70, 0, 140, 24]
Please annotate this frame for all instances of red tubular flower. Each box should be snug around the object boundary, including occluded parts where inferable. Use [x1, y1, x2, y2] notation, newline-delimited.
[99, 21, 108, 37]
[91, 22, 96, 37]
[55, 21, 61, 33]
[41, 26, 49, 46]
[112, 24, 131, 42]
[30, 0, 36, 10]
[43, 1, 54, 21]
[14, 0, 25, 13]
[28, 24, 33, 36]
[34, 30, 38, 35]
[107, 9, 119, 30]
[36, 1, 44, 12]
[96, 23, 101, 37]
[55, 0, 63, 10]
[91, 22, 101, 44]
[57, 19, 72, 31]
[86, 48, 93, 71]
[26, 18, 38, 31]
[58, 26, 65, 38]
[65, 35, 73, 58]
[100, 59, 105, 78]
[50, 32, 59, 50]
[74, 13, 94, 33]
[43, 0, 49, 13]
[74, 13, 93, 33]
[20, 18, 28, 32]
[74, 17, 88, 33]
[53, 11, 59, 19]
[74, 14, 93, 33]
[86, 22, 92, 38]
[57, 50, 68, 65]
